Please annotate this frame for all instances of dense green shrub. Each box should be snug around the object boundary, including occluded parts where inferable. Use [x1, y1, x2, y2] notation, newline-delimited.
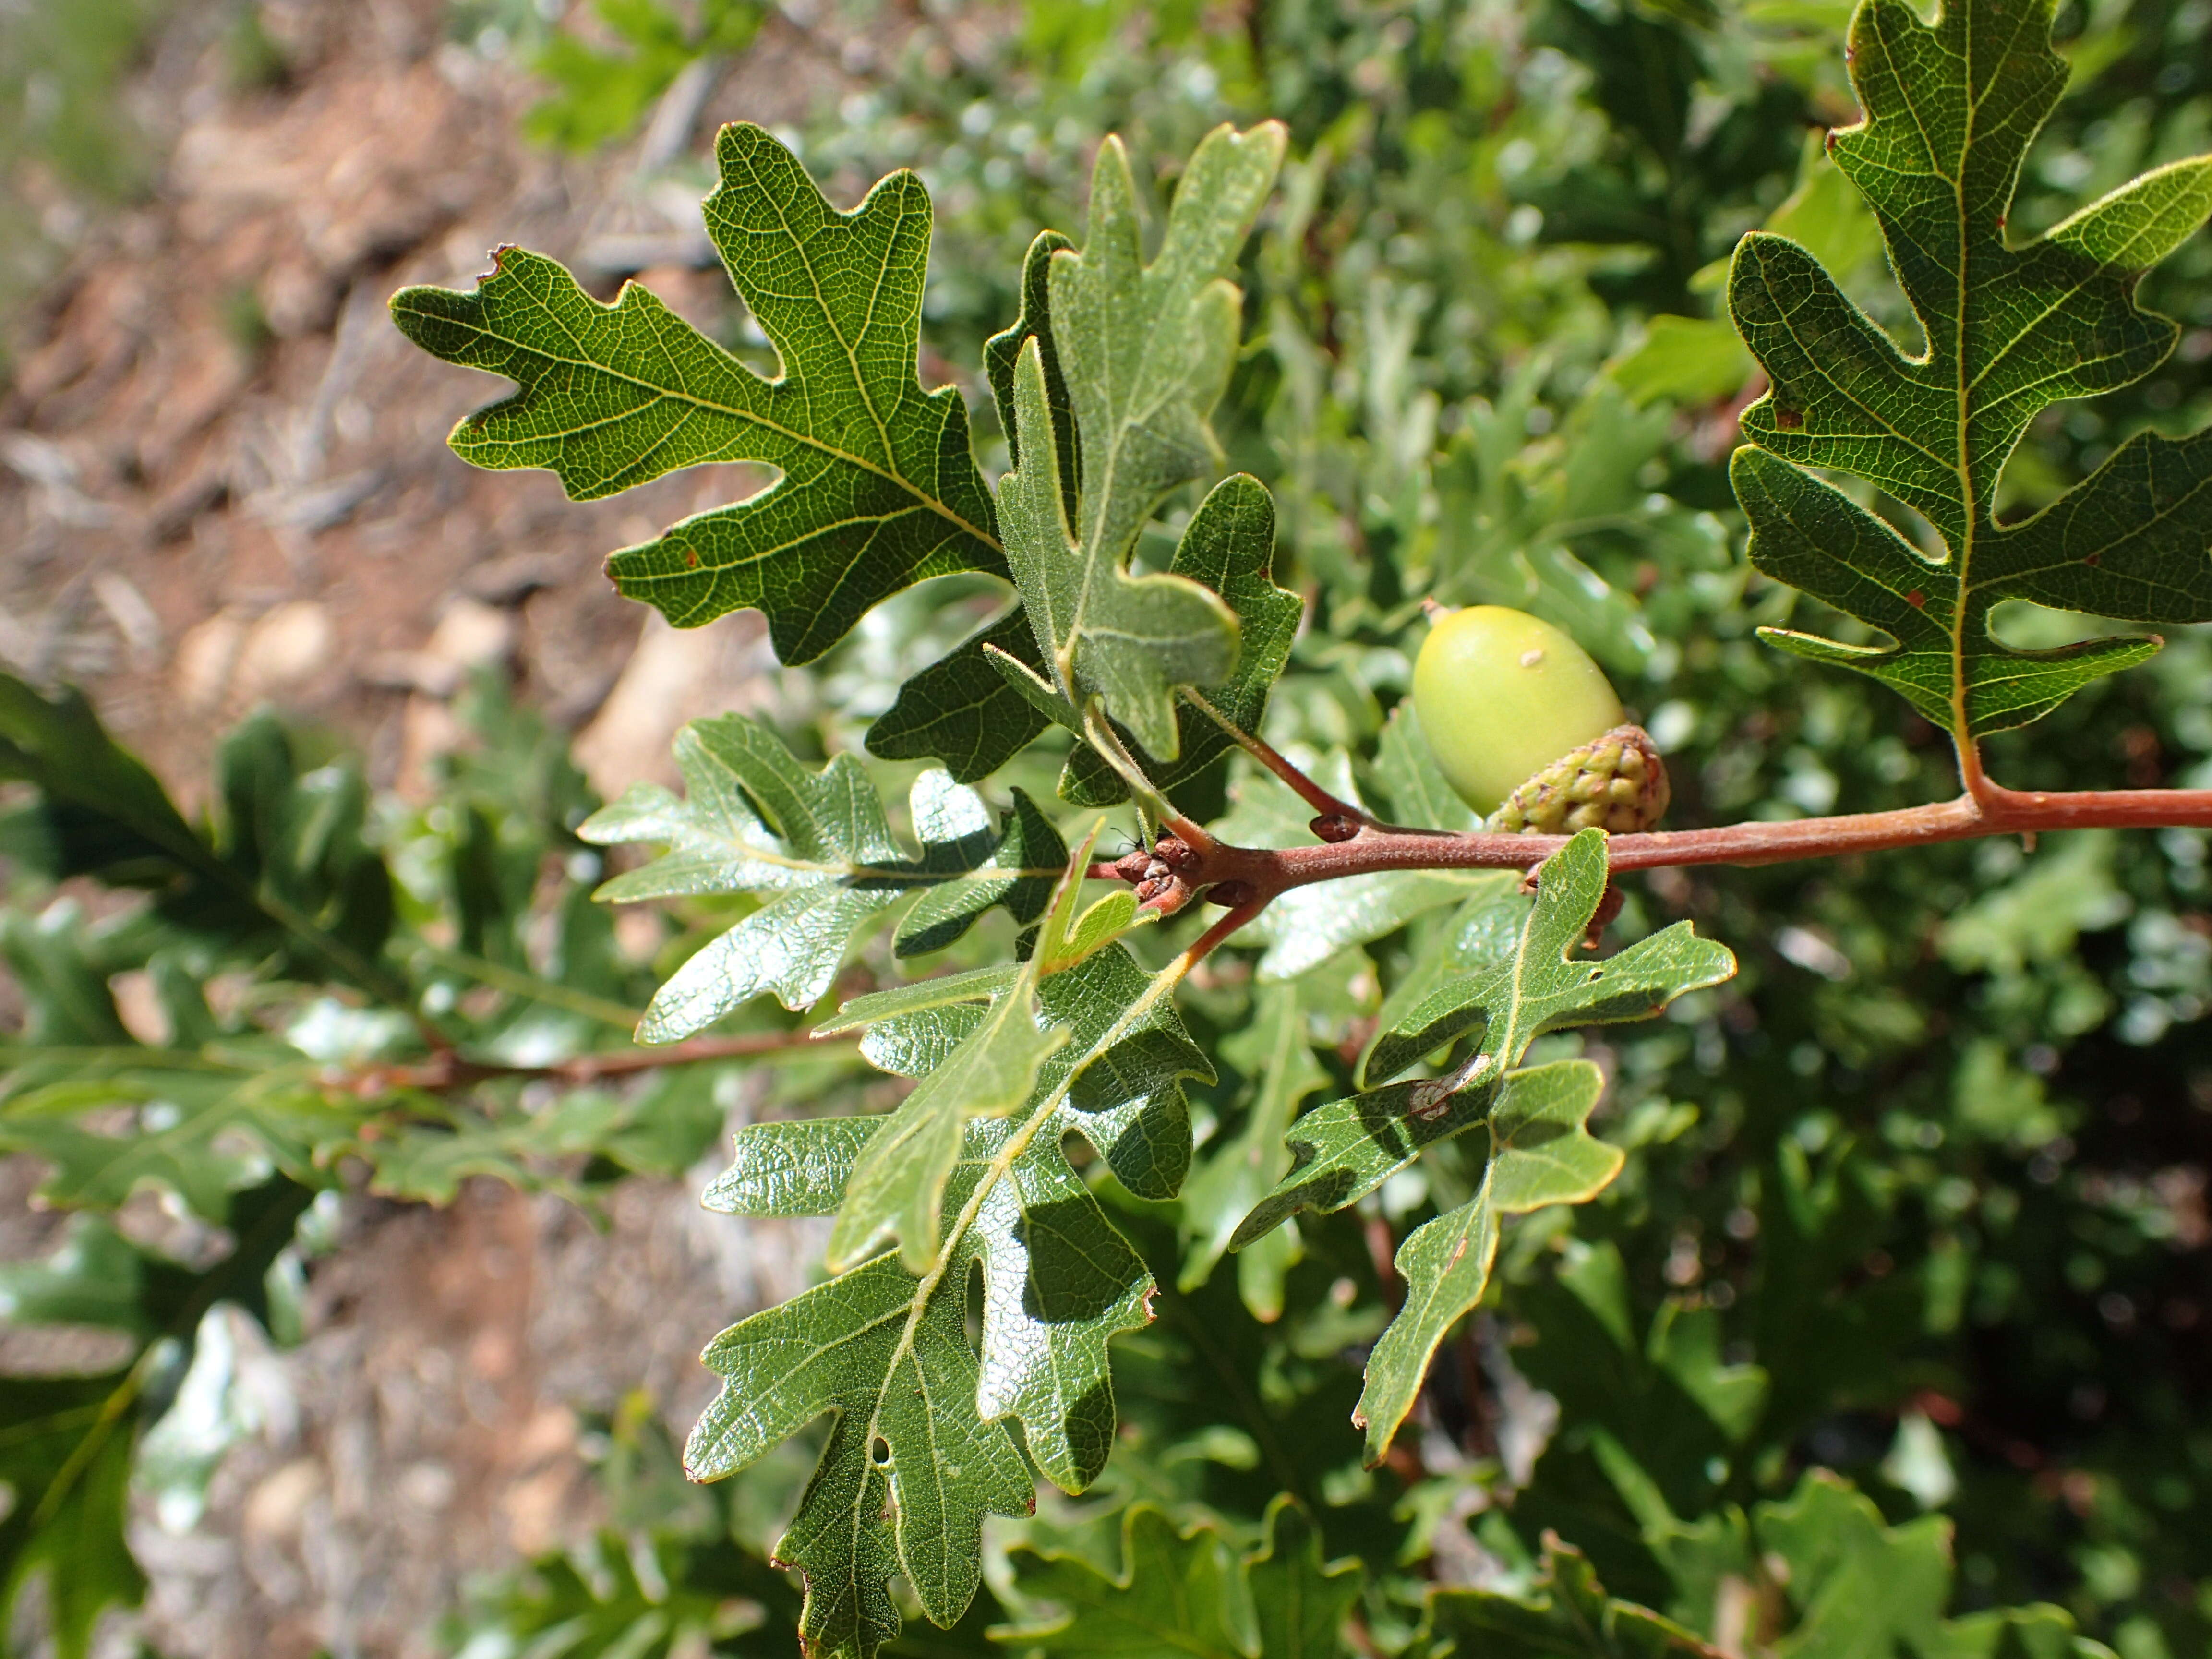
[3, 1, 2210, 1657]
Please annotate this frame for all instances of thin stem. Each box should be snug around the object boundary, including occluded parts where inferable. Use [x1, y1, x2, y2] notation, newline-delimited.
[1184, 899, 1267, 968]
[1178, 685, 1373, 826]
[1082, 703, 1214, 851]
[421, 947, 644, 1031]
[363, 1028, 858, 1094]
[1104, 782, 2212, 942]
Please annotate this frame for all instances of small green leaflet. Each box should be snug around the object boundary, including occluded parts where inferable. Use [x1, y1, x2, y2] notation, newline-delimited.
[685, 942, 1211, 1659]
[1227, 830, 1735, 1459]
[390, 123, 1002, 665]
[994, 1498, 1360, 1659]
[1727, 0, 2212, 736]
[578, 716, 1063, 1043]
[1420, 1533, 1719, 1659]
[999, 123, 1285, 759]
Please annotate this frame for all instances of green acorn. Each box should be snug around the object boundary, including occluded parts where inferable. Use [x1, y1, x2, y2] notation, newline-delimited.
[1486, 724, 1670, 836]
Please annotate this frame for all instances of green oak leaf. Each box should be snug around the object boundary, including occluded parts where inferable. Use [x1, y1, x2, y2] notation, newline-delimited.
[1227, 831, 1729, 1247]
[994, 1497, 1358, 1659]
[1421, 1531, 1719, 1659]
[1061, 473, 1304, 806]
[1245, 1498, 1365, 1659]
[827, 937, 1068, 1276]
[0, 675, 397, 999]
[578, 717, 1063, 1043]
[1726, 0, 2212, 736]
[390, 123, 1002, 665]
[1000, 122, 1286, 757]
[1355, 1060, 1626, 1461]
[866, 607, 1053, 783]
[1224, 830, 1734, 1458]
[0, 932, 361, 1221]
[686, 942, 1211, 1659]
[1360, 829, 1737, 1087]
[1646, 1472, 2109, 1659]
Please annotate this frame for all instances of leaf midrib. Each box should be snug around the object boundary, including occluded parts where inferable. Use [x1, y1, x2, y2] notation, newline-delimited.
[846, 955, 1188, 1585]
[437, 299, 1001, 557]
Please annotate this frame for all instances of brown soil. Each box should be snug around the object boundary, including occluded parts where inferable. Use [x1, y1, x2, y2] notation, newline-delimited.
[0, 1, 871, 1652]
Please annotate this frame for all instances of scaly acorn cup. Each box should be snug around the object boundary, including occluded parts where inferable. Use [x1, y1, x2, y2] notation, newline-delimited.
[1486, 724, 1671, 836]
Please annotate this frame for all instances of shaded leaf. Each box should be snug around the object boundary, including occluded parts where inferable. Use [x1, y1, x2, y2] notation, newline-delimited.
[827, 950, 1068, 1275]
[685, 941, 1211, 1659]
[1062, 474, 1303, 806]
[1178, 980, 1328, 1321]
[995, 1497, 1358, 1659]
[1224, 831, 1733, 1459]
[1422, 1532, 1719, 1659]
[867, 607, 1054, 784]
[0, 675, 397, 998]
[0, 1178, 313, 1659]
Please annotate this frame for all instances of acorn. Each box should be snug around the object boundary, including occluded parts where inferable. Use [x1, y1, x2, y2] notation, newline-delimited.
[1486, 723, 1670, 836]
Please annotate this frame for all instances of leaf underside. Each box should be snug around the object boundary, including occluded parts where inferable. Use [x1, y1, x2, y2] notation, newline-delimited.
[1727, 0, 2212, 735]
[577, 716, 1063, 1043]
[390, 122, 1003, 667]
[996, 123, 1285, 760]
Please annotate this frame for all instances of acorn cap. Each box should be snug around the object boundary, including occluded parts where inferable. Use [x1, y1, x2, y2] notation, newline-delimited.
[1486, 724, 1670, 836]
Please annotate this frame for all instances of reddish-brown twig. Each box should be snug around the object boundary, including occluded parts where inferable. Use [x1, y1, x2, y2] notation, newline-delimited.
[353, 1029, 859, 1096]
[1095, 780, 2212, 931]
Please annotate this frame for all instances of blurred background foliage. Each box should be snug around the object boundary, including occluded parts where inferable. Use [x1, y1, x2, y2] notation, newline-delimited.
[2, 0, 2211, 1653]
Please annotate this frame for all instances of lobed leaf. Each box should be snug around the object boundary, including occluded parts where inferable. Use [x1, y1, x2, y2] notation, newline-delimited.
[578, 717, 1064, 1043]
[1227, 830, 1735, 1459]
[994, 1497, 1359, 1659]
[391, 123, 1003, 665]
[1060, 472, 1304, 806]
[1421, 1532, 1719, 1659]
[999, 123, 1285, 757]
[1725, 0, 2212, 735]
[686, 941, 1212, 1658]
